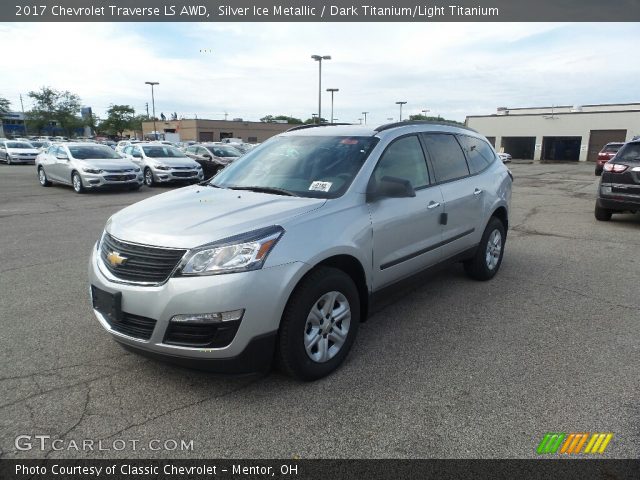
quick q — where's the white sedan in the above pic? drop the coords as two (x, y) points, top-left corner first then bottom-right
(0, 140), (40, 165)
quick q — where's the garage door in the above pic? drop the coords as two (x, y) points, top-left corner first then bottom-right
(587, 130), (626, 162)
(199, 132), (214, 142)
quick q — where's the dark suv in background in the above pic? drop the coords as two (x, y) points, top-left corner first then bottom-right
(595, 139), (640, 220)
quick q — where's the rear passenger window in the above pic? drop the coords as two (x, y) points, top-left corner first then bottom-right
(373, 135), (429, 189)
(422, 134), (470, 182)
(458, 135), (496, 174)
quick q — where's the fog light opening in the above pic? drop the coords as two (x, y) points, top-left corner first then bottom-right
(170, 309), (244, 324)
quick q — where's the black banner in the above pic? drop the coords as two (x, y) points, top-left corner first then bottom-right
(1, 459), (640, 480)
(4, 0), (640, 22)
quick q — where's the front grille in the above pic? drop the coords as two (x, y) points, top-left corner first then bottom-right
(107, 312), (156, 340)
(172, 171), (197, 178)
(100, 233), (187, 284)
(104, 169), (135, 173)
(164, 321), (241, 348)
(172, 166), (193, 170)
(104, 174), (136, 181)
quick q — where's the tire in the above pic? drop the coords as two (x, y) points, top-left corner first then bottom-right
(144, 168), (155, 187)
(594, 203), (612, 221)
(277, 267), (360, 381)
(595, 169), (602, 176)
(38, 167), (52, 187)
(464, 217), (506, 281)
(72, 172), (85, 194)
(6, 155), (12, 165)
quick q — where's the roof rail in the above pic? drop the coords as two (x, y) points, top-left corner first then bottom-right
(286, 123), (353, 132)
(374, 120), (477, 133)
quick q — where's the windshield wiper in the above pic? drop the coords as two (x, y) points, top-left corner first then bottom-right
(228, 185), (297, 197)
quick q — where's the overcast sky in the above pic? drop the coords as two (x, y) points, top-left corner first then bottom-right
(1, 22), (639, 124)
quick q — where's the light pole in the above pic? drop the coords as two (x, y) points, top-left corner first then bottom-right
(311, 113), (318, 124)
(326, 88), (339, 124)
(421, 109), (430, 118)
(396, 101), (407, 121)
(358, 118), (363, 125)
(145, 81), (159, 140)
(362, 111), (369, 125)
(311, 54), (331, 123)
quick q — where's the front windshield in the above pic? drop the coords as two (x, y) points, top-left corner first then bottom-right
(7, 142), (33, 149)
(142, 145), (186, 158)
(68, 145), (122, 160)
(212, 135), (379, 198)
(207, 145), (241, 157)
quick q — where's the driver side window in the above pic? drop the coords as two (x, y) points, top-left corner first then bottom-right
(372, 135), (430, 189)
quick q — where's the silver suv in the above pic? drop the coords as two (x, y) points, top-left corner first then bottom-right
(89, 122), (512, 380)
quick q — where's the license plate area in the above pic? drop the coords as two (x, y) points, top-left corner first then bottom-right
(91, 285), (122, 323)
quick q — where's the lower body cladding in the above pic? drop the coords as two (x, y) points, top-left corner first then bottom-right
(598, 185), (640, 212)
(88, 247), (304, 373)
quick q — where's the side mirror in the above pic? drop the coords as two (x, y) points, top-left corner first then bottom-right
(56, 154), (68, 161)
(367, 176), (416, 202)
(202, 154), (212, 160)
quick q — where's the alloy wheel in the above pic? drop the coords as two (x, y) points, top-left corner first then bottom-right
(304, 291), (351, 363)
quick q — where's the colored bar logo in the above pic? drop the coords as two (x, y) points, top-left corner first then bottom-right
(537, 433), (613, 454)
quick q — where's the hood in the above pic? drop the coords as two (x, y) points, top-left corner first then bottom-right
(77, 159), (139, 171)
(146, 156), (198, 168)
(8, 148), (39, 155)
(107, 185), (326, 248)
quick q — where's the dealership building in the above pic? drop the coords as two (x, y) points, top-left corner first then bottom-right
(140, 118), (293, 143)
(465, 103), (640, 162)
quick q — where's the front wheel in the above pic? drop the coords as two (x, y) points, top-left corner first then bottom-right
(277, 267), (360, 381)
(72, 172), (85, 194)
(6, 155), (12, 165)
(464, 217), (506, 281)
(38, 167), (52, 186)
(144, 168), (155, 187)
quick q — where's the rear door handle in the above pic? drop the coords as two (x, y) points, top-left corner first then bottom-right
(473, 188), (483, 196)
(427, 201), (441, 209)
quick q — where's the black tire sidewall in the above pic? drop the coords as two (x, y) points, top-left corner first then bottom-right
(144, 168), (154, 187)
(466, 217), (506, 281)
(278, 267), (360, 381)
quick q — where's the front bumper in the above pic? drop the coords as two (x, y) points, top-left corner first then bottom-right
(153, 168), (203, 183)
(10, 156), (37, 164)
(81, 172), (143, 188)
(88, 246), (305, 372)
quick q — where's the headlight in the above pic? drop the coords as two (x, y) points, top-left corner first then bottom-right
(134, 168), (141, 172)
(179, 226), (284, 276)
(154, 164), (171, 170)
(83, 168), (103, 174)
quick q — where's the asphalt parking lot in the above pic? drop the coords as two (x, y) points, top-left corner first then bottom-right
(0, 162), (638, 459)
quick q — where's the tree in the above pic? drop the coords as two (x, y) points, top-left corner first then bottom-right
(260, 114), (303, 124)
(0, 96), (10, 116)
(408, 114), (464, 125)
(303, 117), (328, 124)
(100, 105), (136, 138)
(28, 87), (82, 136)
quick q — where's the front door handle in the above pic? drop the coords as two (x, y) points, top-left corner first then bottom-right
(473, 188), (483, 196)
(427, 201), (441, 209)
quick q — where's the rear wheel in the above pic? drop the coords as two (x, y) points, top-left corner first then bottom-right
(144, 167), (155, 187)
(594, 203), (612, 221)
(277, 267), (360, 381)
(38, 167), (52, 187)
(464, 217), (506, 281)
(72, 172), (84, 194)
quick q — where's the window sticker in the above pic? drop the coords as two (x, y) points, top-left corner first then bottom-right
(309, 181), (333, 192)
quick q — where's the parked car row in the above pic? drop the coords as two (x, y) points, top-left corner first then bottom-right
(35, 143), (205, 193)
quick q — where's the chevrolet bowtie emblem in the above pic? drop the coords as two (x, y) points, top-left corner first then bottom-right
(107, 251), (128, 267)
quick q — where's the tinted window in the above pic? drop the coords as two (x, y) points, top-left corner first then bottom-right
(373, 135), (429, 189)
(423, 134), (470, 182)
(457, 135), (496, 174)
(603, 144), (622, 153)
(615, 143), (640, 162)
(142, 145), (186, 158)
(68, 145), (120, 160)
